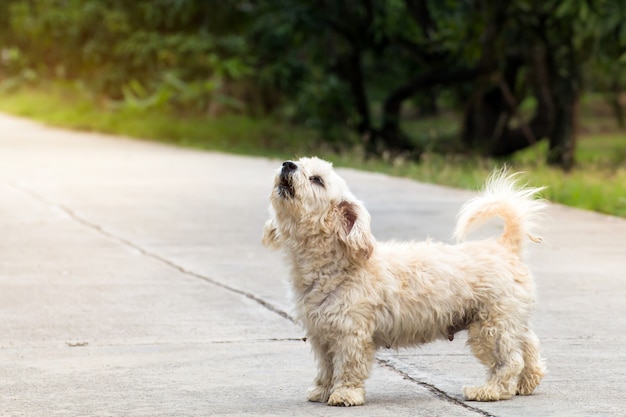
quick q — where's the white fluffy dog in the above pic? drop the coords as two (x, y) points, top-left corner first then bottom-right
(263, 157), (546, 406)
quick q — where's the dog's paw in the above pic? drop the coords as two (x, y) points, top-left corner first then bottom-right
(307, 385), (331, 403)
(463, 385), (513, 402)
(516, 369), (544, 396)
(327, 387), (365, 407)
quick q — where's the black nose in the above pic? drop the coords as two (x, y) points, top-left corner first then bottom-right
(282, 161), (297, 172)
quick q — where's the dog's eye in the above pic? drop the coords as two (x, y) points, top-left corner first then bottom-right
(309, 175), (324, 187)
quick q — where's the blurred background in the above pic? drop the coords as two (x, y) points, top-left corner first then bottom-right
(0, 0), (624, 216)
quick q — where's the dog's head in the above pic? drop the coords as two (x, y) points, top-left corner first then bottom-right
(262, 157), (374, 262)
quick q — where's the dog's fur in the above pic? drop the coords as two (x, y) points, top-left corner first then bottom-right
(263, 157), (546, 406)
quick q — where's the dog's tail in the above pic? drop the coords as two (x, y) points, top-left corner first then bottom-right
(453, 168), (546, 256)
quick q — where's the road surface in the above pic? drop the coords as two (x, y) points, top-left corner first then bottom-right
(0, 113), (624, 416)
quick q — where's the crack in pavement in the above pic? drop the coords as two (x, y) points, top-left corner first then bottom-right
(8, 180), (296, 325)
(9, 179), (494, 416)
(377, 357), (497, 417)
(209, 338), (307, 344)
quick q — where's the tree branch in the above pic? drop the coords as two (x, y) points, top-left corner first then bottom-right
(383, 65), (489, 118)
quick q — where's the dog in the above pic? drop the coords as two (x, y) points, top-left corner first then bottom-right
(262, 157), (546, 406)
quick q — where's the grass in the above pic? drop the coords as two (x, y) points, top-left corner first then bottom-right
(331, 149), (626, 217)
(0, 83), (625, 217)
(0, 84), (319, 158)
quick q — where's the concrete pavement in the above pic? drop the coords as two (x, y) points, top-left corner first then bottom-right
(0, 112), (624, 416)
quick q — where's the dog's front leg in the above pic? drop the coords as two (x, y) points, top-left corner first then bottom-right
(306, 336), (334, 403)
(327, 335), (375, 406)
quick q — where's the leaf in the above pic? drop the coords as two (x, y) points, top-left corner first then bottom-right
(555, 0), (575, 18)
(128, 79), (147, 98)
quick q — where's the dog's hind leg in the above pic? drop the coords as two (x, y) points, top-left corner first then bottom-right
(516, 328), (546, 395)
(463, 322), (524, 401)
(326, 336), (376, 406)
(307, 336), (334, 403)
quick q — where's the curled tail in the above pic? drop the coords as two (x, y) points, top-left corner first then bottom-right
(453, 169), (546, 256)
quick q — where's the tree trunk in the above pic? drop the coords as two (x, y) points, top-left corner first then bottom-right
(460, 38), (580, 170)
(344, 50), (372, 137)
(334, 47), (378, 149)
(543, 31), (580, 170)
(377, 66), (485, 158)
(460, 86), (506, 152)
(376, 84), (421, 157)
(547, 81), (578, 170)
(461, 58), (531, 155)
(609, 82), (625, 130)
(489, 47), (554, 156)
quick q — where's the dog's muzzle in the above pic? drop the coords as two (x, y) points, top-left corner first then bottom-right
(277, 160), (297, 198)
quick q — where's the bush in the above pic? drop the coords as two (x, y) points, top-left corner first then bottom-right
(0, 0), (253, 114)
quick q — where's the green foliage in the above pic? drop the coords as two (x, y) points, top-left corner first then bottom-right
(0, 0), (624, 162)
(0, 0), (253, 113)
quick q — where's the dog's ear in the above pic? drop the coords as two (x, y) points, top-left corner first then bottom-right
(262, 210), (282, 250)
(336, 200), (374, 261)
